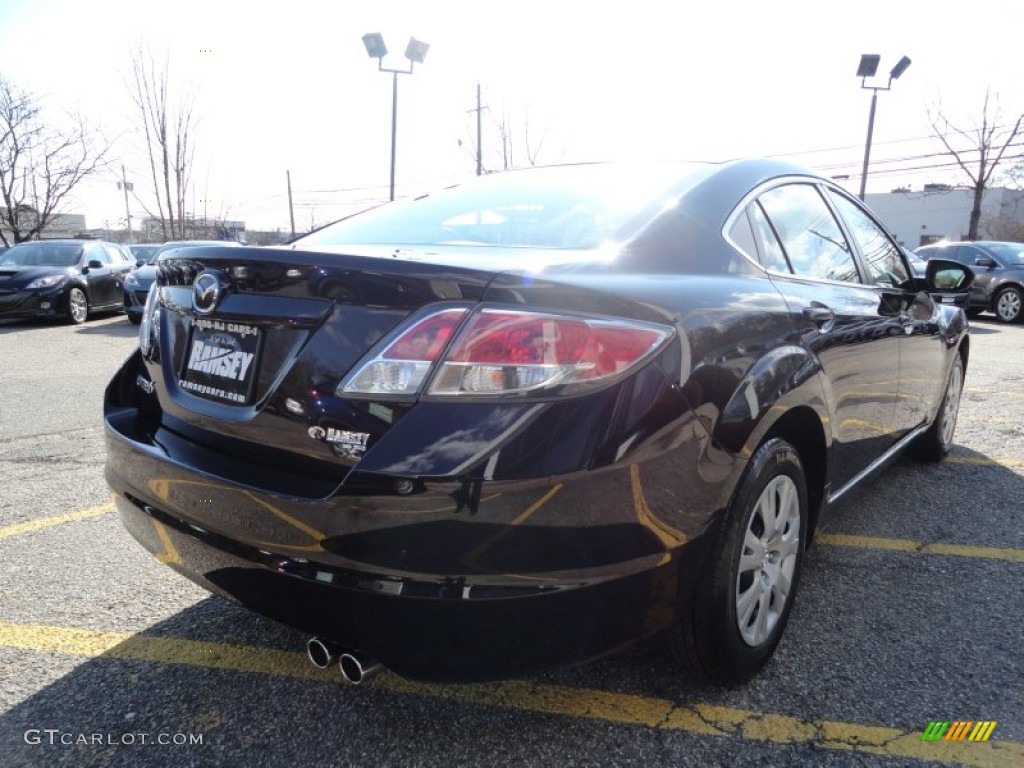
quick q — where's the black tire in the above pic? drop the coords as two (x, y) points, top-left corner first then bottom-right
(65, 287), (89, 324)
(909, 353), (964, 462)
(994, 286), (1023, 323)
(666, 438), (807, 684)
(128, 314), (142, 325)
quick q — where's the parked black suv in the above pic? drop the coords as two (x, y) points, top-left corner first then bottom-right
(915, 241), (1024, 322)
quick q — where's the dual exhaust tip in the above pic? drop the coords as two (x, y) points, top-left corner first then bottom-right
(306, 637), (382, 685)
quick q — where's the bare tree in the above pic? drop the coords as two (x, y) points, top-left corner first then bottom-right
(126, 45), (198, 241)
(0, 75), (109, 245)
(930, 90), (1024, 240)
(461, 88), (563, 174)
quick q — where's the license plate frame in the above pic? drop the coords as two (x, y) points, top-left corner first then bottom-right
(179, 318), (263, 404)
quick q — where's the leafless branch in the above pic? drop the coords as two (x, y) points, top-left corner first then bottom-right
(0, 75), (109, 245)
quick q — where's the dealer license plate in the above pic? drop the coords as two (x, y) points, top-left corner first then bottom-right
(179, 318), (263, 404)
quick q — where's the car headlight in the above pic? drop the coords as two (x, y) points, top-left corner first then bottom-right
(124, 272), (138, 289)
(25, 274), (67, 290)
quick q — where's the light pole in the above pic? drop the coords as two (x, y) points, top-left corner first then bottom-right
(116, 165), (134, 243)
(362, 33), (430, 202)
(857, 53), (911, 201)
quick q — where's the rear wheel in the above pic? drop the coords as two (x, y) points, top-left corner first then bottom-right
(667, 438), (807, 684)
(65, 287), (88, 324)
(994, 286), (1022, 323)
(910, 353), (964, 462)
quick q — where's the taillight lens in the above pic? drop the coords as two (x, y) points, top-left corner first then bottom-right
(429, 310), (670, 396)
(339, 308), (468, 395)
(339, 306), (672, 398)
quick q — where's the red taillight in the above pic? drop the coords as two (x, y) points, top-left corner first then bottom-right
(382, 311), (462, 361)
(340, 307), (671, 398)
(339, 308), (467, 395)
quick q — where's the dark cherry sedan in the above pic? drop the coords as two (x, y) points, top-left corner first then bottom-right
(104, 160), (972, 685)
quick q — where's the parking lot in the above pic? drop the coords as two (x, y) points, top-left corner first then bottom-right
(0, 313), (1021, 768)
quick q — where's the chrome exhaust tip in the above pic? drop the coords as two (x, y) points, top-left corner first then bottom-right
(338, 651), (382, 685)
(306, 637), (339, 669)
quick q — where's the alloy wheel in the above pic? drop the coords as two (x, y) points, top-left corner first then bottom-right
(69, 288), (88, 323)
(939, 357), (963, 450)
(735, 475), (801, 647)
(996, 288), (1021, 322)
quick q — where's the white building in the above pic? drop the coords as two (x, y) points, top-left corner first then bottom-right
(865, 186), (1024, 248)
(141, 217), (246, 242)
(1, 210), (86, 243)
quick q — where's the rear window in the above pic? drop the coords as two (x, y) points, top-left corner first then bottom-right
(296, 164), (711, 251)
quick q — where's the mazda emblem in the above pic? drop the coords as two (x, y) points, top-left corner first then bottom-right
(192, 272), (222, 315)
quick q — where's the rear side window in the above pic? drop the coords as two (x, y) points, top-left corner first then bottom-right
(748, 202), (790, 272)
(758, 184), (859, 282)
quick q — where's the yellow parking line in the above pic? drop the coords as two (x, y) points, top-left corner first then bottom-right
(945, 456), (1024, 468)
(0, 504), (115, 541)
(964, 388), (1024, 398)
(817, 534), (1024, 564)
(0, 620), (1019, 767)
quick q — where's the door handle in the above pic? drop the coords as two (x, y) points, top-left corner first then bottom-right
(802, 305), (835, 329)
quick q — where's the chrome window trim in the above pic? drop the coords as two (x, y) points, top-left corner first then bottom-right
(721, 175), (869, 289)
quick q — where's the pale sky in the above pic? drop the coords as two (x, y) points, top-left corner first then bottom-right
(1, 0), (1022, 234)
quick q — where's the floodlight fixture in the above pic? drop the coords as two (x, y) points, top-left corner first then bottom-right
(362, 33), (387, 59)
(405, 38), (430, 65)
(361, 33), (431, 202)
(856, 53), (912, 200)
(856, 54), (880, 78)
(890, 56), (912, 80)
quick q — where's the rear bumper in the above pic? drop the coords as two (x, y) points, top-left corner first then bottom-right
(104, 390), (718, 681)
(113, 487), (694, 681)
(123, 287), (148, 317)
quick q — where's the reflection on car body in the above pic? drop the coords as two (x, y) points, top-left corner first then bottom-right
(123, 240), (242, 324)
(104, 159), (973, 685)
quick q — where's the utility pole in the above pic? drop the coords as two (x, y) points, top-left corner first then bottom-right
(476, 83), (483, 176)
(287, 170), (296, 236)
(116, 165), (133, 243)
(467, 83), (487, 175)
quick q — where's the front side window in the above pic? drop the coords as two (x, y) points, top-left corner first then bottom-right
(86, 244), (110, 264)
(828, 191), (909, 286)
(957, 246), (990, 266)
(758, 184), (859, 282)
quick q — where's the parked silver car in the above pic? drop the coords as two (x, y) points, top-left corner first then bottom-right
(915, 241), (1024, 322)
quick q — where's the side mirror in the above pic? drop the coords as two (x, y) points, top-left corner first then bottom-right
(85, 259), (104, 270)
(974, 256), (996, 268)
(924, 258), (973, 301)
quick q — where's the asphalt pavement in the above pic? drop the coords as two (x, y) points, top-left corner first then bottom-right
(0, 311), (1021, 768)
